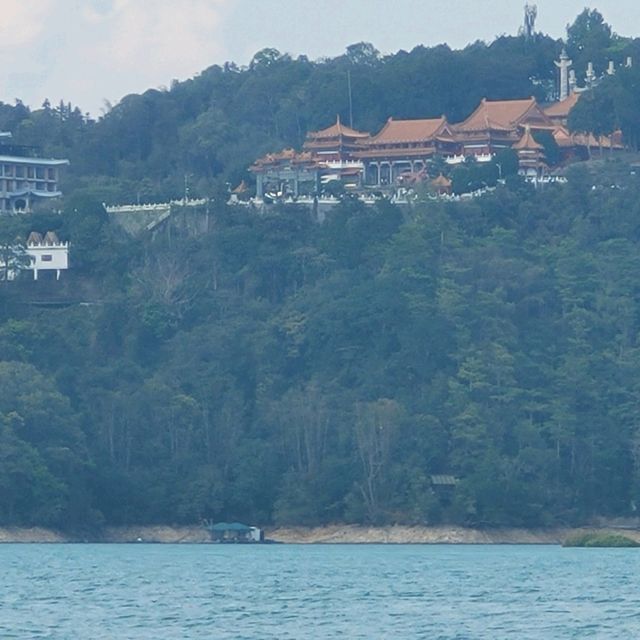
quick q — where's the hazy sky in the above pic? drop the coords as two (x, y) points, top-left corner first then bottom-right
(2, 0), (638, 116)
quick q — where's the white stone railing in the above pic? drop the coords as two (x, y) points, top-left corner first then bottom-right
(445, 153), (494, 165)
(323, 161), (365, 169)
(106, 198), (207, 213)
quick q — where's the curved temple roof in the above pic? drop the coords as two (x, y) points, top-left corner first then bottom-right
(544, 92), (580, 119)
(370, 116), (451, 144)
(455, 98), (552, 133)
(306, 115), (369, 141)
(513, 126), (544, 150)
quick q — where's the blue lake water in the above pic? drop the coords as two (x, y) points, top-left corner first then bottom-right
(1, 544), (639, 639)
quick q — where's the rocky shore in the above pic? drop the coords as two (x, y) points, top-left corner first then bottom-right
(3, 523), (640, 545)
(267, 525), (572, 545)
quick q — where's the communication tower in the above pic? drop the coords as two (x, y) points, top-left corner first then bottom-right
(521, 3), (537, 40)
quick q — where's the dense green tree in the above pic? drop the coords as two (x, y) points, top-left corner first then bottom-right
(566, 9), (613, 77)
(0, 216), (29, 282)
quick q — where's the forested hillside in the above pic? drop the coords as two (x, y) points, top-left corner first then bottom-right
(2, 159), (640, 529)
(2, 9), (640, 531)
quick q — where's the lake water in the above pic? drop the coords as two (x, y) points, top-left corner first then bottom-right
(1, 544), (639, 638)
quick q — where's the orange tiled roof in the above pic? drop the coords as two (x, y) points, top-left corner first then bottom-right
(513, 127), (544, 150)
(431, 174), (452, 188)
(232, 180), (249, 193)
(251, 148), (321, 170)
(572, 132), (624, 149)
(353, 146), (439, 160)
(553, 126), (625, 150)
(544, 92), (580, 118)
(369, 117), (450, 144)
(552, 126), (574, 148)
(456, 98), (552, 133)
(306, 115), (369, 140)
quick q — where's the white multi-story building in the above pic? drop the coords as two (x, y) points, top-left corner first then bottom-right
(0, 132), (69, 212)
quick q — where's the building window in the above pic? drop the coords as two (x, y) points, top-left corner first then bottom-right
(36, 167), (45, 179)
(41, 255), (53, 262)
(27, 167), (35, 178)
(48, 168), (56, 180)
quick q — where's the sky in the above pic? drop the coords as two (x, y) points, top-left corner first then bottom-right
(1, 0), (638, 117)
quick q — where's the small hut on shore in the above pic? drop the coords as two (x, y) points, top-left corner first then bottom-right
(206, 522), (263, 543)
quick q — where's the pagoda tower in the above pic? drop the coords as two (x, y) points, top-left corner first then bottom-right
(513, 126), (546, 179)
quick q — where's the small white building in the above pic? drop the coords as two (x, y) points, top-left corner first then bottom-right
(26, 231), (69, 280)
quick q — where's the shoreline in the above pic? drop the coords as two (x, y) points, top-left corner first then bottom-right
(2, 524), (640, 545)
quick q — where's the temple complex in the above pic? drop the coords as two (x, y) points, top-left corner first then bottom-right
(0, 132), (68, 212)
(250, 50), (629, 198)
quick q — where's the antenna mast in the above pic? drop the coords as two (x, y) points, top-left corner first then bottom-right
(347, 70), (354, 129)
(522, 3), (537, 40)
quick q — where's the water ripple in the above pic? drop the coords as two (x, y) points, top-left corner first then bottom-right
(1, 544), (640, 638)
